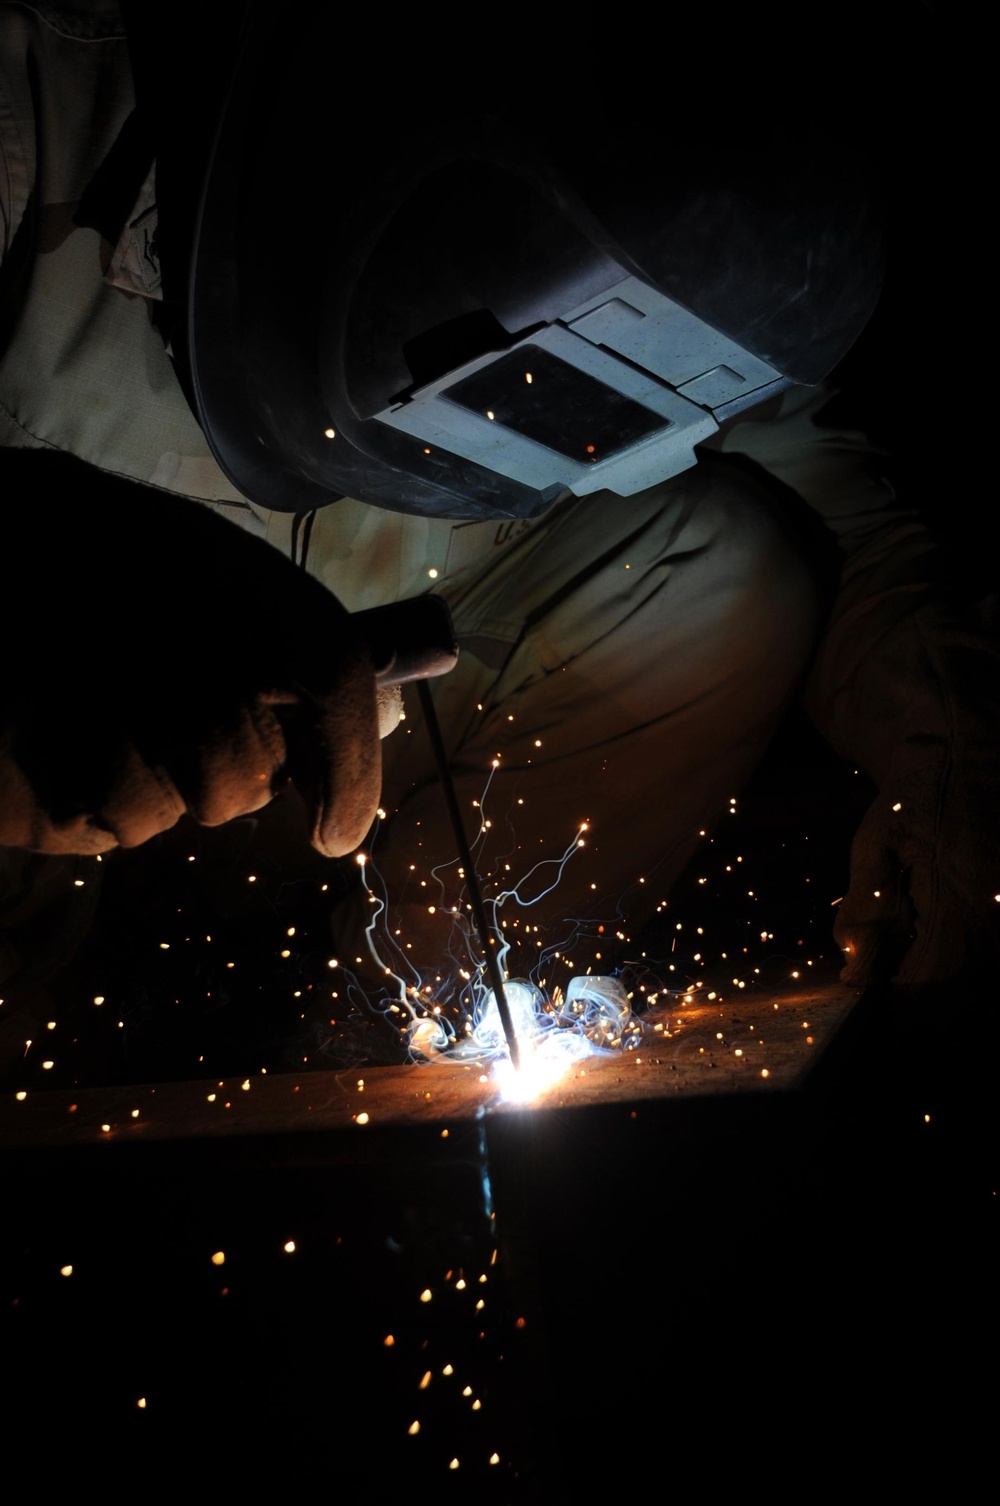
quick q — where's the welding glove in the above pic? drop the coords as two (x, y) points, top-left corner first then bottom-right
(0, 450), (392, 858)
(835, 742), (1000, 989)
(806, 582), (1000, 991)
(714, 381), (1000, 991)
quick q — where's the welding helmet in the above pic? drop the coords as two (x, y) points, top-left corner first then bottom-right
(184, 8), (886, 521)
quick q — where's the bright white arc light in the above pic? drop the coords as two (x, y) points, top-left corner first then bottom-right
(472, 980), (543, 1053)
(406, 974), (642, 1103)
(479, 979), (635, 1103)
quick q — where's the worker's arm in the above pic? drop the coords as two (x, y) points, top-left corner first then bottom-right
(710, 383), (1000, 989)
(0, 448), (387, 857)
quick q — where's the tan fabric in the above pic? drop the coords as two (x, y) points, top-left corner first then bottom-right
(364, 455), (825, 975)
(0, 2), (534, 579)
(0, 7), (243, 496)
(2, 2), (996, 991)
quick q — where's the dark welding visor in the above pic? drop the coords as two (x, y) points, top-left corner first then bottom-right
(186, 9), (885, 520)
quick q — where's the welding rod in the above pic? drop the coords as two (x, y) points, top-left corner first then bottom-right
(416, 678), (522, 1071)
(350, 594), (521, 1068)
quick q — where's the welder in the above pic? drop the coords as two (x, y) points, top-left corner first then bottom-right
(1, 1), (996, 1002)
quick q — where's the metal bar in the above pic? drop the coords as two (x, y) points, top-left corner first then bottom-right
(416, 679), (521, 1070)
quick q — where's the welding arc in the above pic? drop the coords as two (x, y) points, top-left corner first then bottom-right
(416, 680), (521, 1070)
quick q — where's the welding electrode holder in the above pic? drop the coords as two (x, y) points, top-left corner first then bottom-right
(353, 594), (459, 686)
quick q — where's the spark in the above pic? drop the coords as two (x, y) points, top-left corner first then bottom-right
(337, 755), (666, 1094)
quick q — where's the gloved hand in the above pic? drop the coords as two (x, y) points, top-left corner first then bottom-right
(0, 451), (388, 857)
(827, 587), (1000, 992)
(835, 752), (1000, 989)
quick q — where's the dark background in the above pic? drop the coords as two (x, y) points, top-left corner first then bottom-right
(1, 4), (994, 1497)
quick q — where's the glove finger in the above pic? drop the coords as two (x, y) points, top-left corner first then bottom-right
(176, 700), (288, 829)
(834, 817), (915, 986)
(376, 683), (403, 739)
(1, 731), (184, 854)
(94, 745), (188, 848)
(0, 751), (116, 855)
(278, 646), (383, 859)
